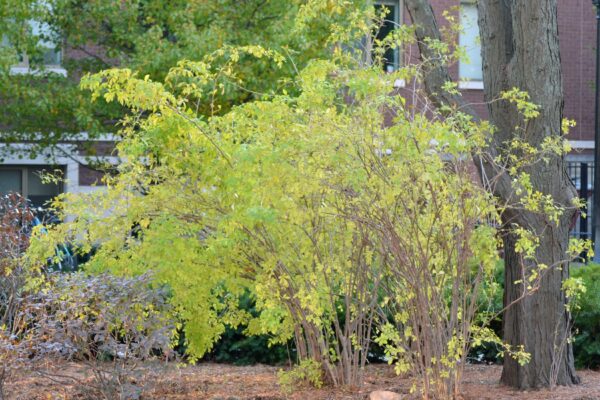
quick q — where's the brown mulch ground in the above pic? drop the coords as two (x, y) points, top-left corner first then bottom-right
(6, 361), (600, 399)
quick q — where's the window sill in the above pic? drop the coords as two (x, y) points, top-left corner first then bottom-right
(568, 140), (595, 150)
(10, 66), (67, 77)
(458, 80), (484, 90)
(393, 79), (405, 88)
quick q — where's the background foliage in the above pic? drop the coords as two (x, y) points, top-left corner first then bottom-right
(0, 0), (372, 157)
(566, 264), (600, 369)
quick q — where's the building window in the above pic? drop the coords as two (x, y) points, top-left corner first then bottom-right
(0, 166), (63, 210)
(374, 0), (401, 73)
(459, 1), (483, 84)
(27, 20), (62, 67)
(566, 157), (594, 242)
(1, 19), (64, 75)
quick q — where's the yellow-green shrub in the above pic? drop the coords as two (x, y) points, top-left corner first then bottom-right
(26, 22), (586, 396)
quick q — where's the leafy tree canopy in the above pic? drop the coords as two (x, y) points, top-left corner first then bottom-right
(0, 0), (371, 156)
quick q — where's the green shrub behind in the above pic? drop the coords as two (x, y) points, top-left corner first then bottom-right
(203, 294), (291, 366)
(468, 261), (600, 369)
(572, 263), (600, 369)
(469, 260), (504, 364)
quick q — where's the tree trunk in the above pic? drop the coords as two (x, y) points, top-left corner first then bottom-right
(477, 0), (579, 387)
(404, 0), (579, 389)
(501, 224), (579, 388)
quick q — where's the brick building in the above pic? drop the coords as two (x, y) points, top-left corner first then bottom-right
(0, 0), (597, 214)
(393, 0), (596, 152)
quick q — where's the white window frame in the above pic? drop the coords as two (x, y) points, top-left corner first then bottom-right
(458, 0), (483, 90)
(10, 64), (67, 76)
(569, 141), (595, 150)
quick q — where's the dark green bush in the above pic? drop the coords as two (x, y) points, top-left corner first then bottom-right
(468, 261), (600, 368)
(468, 260), (504, 364)
(202, 294), (291, 366)
(211, 258), (590, 368)
(206, 325), (291, 365)
(177, 292), (387, 366)
(571, 263), (600, 369)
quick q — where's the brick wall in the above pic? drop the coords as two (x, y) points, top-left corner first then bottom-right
(76, 140), (117, 157)
(78, 165), (106, 186)
(558, 0), (596, 142)
(402, 0), (597, 142)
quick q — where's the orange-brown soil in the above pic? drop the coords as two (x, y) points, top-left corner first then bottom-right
(6, 362), (600, 399)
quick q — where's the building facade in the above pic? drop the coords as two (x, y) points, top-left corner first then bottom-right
(0, 0), (597, 217)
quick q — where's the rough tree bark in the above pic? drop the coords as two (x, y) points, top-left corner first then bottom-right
(403, 0), (579, 389)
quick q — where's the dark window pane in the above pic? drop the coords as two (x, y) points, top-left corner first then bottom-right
(27, 168), (62, 219)
(374, 4), (397, 72)
(27, 168), (60, 196)
(30, 46), (61, 66)
(0, 170), (22, 194)
(42, 47), (61, 65)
